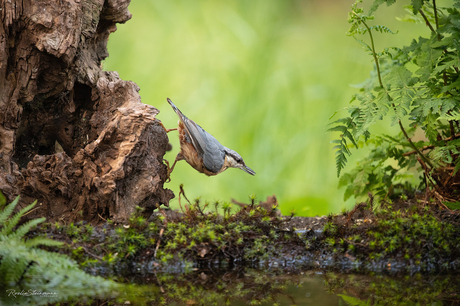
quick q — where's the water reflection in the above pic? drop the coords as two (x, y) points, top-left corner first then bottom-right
(2, 269), (459, 305)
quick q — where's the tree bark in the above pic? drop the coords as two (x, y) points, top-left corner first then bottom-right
(0, 0), (173, 223)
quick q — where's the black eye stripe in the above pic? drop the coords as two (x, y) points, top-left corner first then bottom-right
(228, 153), (239, 162)
(224, 148), (244, 163)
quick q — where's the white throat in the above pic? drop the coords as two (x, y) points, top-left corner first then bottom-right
(225, 155), (240, 168)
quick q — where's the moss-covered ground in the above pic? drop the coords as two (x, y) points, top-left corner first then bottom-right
(28, 196), (460, 276)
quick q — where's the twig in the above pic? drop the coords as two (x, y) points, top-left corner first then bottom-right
(98, 213), (107, 221)
(418, 9), (436, 33)
(449, 121), (456, 140)
(179, 184), (191, 205)
(158, 205), (168, 224)
(433, 0), (439, 30)
(154, 228), (164, 258)
(404, 133), (460, 156)
(417, 157), (443, 191)
(403, 145), (435, 156)
(433, 190), (450, 210)
(361, 20), (383, 88)
(424, 173), (430, 207)
(400, 120), (435, 169)
(194, 199), (206, 216)
(22, 206), (42, 217)
(81, 246), (103, 260)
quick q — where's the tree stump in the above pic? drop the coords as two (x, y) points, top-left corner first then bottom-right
(0, 0), (174, 223)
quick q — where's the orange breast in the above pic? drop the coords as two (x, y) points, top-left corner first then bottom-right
(178, 121), (220, 176)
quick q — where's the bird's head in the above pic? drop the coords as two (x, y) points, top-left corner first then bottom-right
(223, 148), (255, 176)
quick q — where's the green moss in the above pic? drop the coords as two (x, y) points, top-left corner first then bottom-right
(43, 200), (297, 270)
(307, 202), (460, 271)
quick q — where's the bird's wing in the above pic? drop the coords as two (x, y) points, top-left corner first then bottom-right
(182, 118), (207, 155)
(167, 98), (224, 173)
(168, 98), (206, 155)
(183, 121), (225, 173)
(202, 132), (225, 173)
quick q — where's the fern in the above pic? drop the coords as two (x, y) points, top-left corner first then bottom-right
(369, 24), (398, 34)
(330, 0), (460, 205)
(0, 196), (120, 303)
(353, 37), (373, 54)
(0, 200), (37, 238)
(24, 236), (64, 248)
(339, 132), (420, 205)
(438, 110), (460, 121)
(0, 191), (6, 208)
(0, 196), (19, 225)
(328, 117), (358, 176)
(428, 138), (460, 172)
(338, 294), (371, 306)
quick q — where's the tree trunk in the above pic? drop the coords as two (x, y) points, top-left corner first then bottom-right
(0, 0), (173, 223)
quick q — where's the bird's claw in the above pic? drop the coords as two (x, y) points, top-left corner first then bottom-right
(159, 121), (178, 133)
(163, 159), (172, 183)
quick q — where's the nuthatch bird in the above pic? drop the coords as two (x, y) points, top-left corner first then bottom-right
(164, 98), (255, 177)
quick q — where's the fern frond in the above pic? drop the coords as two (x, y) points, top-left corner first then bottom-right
(332, 139), (350, 177)
(0, 191), (6, 208)
(369, 0), (397, 14)
(396, 6), (426, 23)
(338, 294), (370, 306)
(328, 117), (359, 176)
(353, 37), (373, 54)
(418, 97), (458, 118)
(9, 217), (46, 240)
(412, 0), (431, 14)
(369, 25), (398, 34)
(0, 201), (37, 238)
(438, 109), (460, 121)
(428, 139), (460, 166)
(454, 158), (460, 175)
(24, 237), (64, 248)
(0, 240), (33, 285)
(355, 94), (391, 137)
(0, 196), (20, 226)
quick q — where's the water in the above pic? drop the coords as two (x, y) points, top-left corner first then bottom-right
(2, 268), (459, 305)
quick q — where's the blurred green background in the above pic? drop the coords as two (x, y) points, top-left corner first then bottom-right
(104, 0), (430, 216)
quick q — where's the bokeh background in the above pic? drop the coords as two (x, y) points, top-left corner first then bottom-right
(104, 0), (431, 216)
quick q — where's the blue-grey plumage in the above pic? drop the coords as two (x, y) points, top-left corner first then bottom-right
(166, 98), (255, 176)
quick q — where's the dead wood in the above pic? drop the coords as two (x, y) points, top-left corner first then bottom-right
(0, 0), (173, 223)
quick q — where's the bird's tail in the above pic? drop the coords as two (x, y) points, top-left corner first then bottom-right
(167, 98), (187, 122)
(167, 98), (179, 112)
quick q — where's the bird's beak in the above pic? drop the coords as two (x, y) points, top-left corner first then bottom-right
(241, 165), (256, 176)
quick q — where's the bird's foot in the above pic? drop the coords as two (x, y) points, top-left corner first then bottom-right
(159, 121), (178, 133)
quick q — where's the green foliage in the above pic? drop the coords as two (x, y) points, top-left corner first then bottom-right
(0, 197), (62, 286)
(338, 294), (370, 306)
(339, 133), (419, 204)
(443, 201), (460, 210)
(0, 196), (120, 304)
(330, 0), (460, 205)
